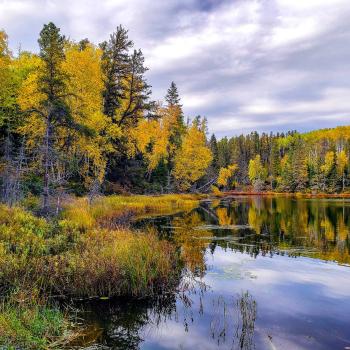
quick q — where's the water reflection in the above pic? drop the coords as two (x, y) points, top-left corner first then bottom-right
(76, 197), (350, 350)
(74, 288), (258, 350)
(139, 196), (350, 273)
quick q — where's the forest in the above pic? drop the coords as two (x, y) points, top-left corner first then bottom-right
(1, 23), (350, 214)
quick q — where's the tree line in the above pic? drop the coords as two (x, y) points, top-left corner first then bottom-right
(1, 23), (349, 213)
(210, 127), (350, 193)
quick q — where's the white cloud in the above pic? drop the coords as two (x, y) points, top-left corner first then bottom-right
(1, 0), (350, 136)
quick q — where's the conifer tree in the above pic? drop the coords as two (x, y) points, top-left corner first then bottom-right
(165, 81), (181, 107)
(37, 22), (71, 212)
(209, 134), (219, 170)
(100, 25), (133, 120)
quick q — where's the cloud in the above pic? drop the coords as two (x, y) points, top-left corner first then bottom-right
(1, 0), (350, 136)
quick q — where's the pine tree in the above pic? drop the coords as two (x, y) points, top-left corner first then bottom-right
(165, 81), (181, 107)
(209, 134), (219, 170)
(100, 25), (133, 120)
(118, 49), (154, 128)
(270, 138), (280, 189)
(37, 22), (71, 212)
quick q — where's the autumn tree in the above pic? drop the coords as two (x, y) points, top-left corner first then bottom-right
(336, 150), (348, 191)
(217, 164), (238, 190)
(173, 118), (212, 191)
(248, 155), (267, 191)
(62, 41), (117, 195)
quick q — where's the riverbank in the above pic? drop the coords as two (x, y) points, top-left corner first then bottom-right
(0, 194), (201, 349)
(218, 191), (350, 198)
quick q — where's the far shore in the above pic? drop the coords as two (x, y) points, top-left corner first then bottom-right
(217, 191), (350, 198)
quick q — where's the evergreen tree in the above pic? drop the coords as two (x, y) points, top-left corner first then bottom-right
(118, 49), (154, 128)
(270, 139), (280, 188)
(165, 81), (181, 107)
(37, 22), (71, 212)
(209, 134), (219, 170)
(100, 25), (133, 120)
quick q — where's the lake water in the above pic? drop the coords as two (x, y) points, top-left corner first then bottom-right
(78, 196), (350, 350)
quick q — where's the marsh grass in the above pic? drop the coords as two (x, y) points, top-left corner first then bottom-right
(0, 195), (189, 347)
(42, 228), (181, 298)
(62, 194), (201, 230)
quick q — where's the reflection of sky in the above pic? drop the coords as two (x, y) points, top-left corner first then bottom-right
(140, 247), (350, 350)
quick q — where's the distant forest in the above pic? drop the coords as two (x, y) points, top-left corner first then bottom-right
(0, 23), (349, 211)
(211, 126), (350, 193)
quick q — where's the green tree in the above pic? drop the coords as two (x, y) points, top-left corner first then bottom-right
(165, 81), (181, 107)
(100, 25), (133, 120)
(209, 134), (219, 170)
(38, 22), (72, 211)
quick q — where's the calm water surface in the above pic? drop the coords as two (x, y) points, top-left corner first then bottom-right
(77, 196), (350, 350)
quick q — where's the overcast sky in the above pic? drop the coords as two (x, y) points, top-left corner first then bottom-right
(1, 0), (350, 137)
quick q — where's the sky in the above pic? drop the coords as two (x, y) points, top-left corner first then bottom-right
(1, 0), (350, 137)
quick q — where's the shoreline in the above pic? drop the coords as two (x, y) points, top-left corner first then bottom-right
(218, 191), (350, 198)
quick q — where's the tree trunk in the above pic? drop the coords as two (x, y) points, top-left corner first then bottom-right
(43, 113), (51, 213)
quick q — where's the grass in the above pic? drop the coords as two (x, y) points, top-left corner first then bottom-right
(0, 287), (79, 350)
(43, 228), (180, 298)
(0, 302), (69, 349)
(62, 194), (201, 230)
(0, 194), (195, 348)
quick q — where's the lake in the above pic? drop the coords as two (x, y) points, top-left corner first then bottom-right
(77, 196), (350, 350)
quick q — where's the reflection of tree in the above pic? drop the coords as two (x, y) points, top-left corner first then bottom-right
(217, 207), (234, 226)
(76, 293), (177, 349)
(172, 211), (213, 276)
(223, 197), (350, 264)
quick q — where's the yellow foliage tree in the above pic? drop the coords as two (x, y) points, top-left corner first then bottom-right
(173, 119), (212, 191)
(248, 155), (267, 190)
(217, 164), (238, 189)
(336, 150), (348, 191)
(321, 151), (335, 175)
(127, 104), (184, 174)
(62, 42), (119, 186)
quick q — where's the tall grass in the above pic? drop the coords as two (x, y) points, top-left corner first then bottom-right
(43, 229), (180, 297)
(0, 203), (182, 298)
